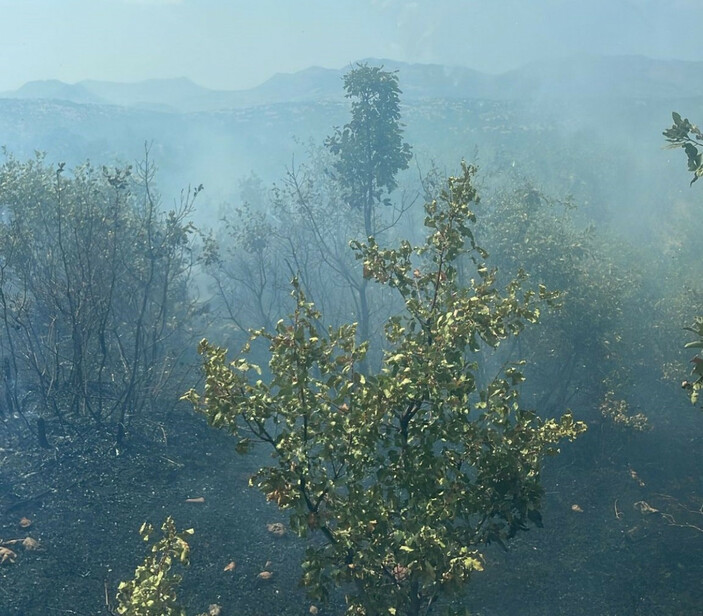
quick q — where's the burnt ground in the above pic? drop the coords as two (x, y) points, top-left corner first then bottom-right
(0, 409), (311, 616)
(0, 406), (701, 616)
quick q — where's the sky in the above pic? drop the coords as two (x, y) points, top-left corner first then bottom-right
(0, 0), (701, 92)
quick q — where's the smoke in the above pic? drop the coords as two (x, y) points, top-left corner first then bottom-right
(369, 0), (699, 73)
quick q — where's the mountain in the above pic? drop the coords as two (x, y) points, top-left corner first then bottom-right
(78, 77), (207, 111)
(3, 55), (703, 113)
(8, 79), (107, 105)
(497, 54), (703, 100)
(244, 65), (344, 104)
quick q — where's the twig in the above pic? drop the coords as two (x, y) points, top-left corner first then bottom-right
(661, 513), (703, 534)
(614, 499), (622, 520)
(4, 488), (56, 513)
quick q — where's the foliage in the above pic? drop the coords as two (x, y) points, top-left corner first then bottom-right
(186, 162), (586, 616)
(663, 112), (703, 185)
(474, 182), (648, 418)
(114, 517), (194, 616)
(663, 112), (703, 407)
(208, 65), (416, 358)
(682, 317), (703, 405)
(325, 63), (413, 237)
(599, 391), (649, 432)
(0, 150), (201, 435)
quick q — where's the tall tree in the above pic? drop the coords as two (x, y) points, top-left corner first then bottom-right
(326, 63), (412, 239)
(207, 67), (413, 356)
(325, 64), (412, 350)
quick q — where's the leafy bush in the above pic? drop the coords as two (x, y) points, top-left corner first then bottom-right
(186, 162), (585, 616)
(475, 182), (649, 417)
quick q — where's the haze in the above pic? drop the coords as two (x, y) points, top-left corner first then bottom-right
(1, 0), (701, 91)
(1, 2), (703, 615)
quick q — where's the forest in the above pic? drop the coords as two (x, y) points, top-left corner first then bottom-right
(0, 61), (702, 616)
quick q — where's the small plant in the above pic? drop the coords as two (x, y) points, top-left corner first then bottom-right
(114, 517), (193, 616)
(599, 391), (649, 432)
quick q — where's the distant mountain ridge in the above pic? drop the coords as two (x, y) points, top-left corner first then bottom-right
(2, 54), (703, 112)
(80, 77), (205, 111)
(12, 79), (108, 105)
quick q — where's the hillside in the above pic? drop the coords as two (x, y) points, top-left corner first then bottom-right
(3, 55), (703, 112)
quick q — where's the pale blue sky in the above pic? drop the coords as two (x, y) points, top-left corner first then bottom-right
(0, 0), (701, 91)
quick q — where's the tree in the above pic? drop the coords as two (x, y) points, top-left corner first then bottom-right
(326, 63), (413, 239)
(186, 162), (585, 616)
(474, 182), (652, 422)
(202, 155), (378, 356)
(324, 63), (413, 349)
(208, 67), (414, 359)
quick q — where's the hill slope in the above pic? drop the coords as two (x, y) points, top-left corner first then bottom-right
(3, 55), (703, 112)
